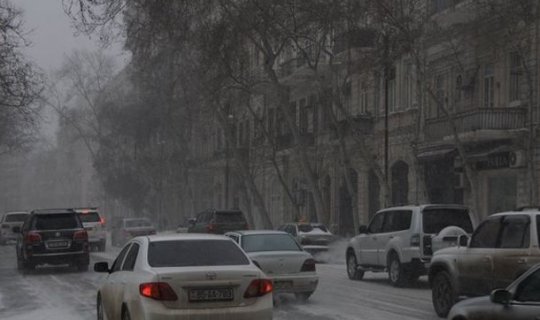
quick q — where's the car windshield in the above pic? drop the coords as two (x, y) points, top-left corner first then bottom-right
(4, 213), (28, 222)
(242, 234), (301, 252)
(215, 212), (245, 223)
(298, 224), (329, 233)
(148, 240), (250, 267)
(32, 214), (80, 230)
(125, 219), (152, 228)
(422, 208), (474, 234)
(78, 212), (100, 223)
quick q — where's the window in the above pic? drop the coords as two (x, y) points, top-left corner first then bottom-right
(32, 214), (80, 230)
(470, 218), (501, 248)
(242, 234), (301, 252)
(358, 81), (369, 114)
(515, 268), (540, 302)
(422, 208), (473, 234)
(111, 244), (132, 273)
(509, 52), (521, 102)
(434, 74), (446, 117)
(299, 98), (307, 133)
(122, 243), (140, 271)
(382, 211), (412, 233)
(484, 64), (494, 108)
(4, 213), (28, 222)
(148, 240), (250, 267)
(455, 75), (463, 104)
(499, 215), (530, 249)
(368, 212), (385, 233)
(387, 67), (397, 112)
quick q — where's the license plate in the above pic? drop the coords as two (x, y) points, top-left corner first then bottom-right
(188, 288), (233, 302)
(274, 281), (293, 290)
(47, 240), (69, 248)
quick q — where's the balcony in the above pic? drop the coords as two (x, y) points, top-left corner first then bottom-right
(424, 107), (527, 142)
(332, 114), (374, 138)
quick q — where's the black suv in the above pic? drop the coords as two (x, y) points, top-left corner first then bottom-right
(15, 209), (90, 272)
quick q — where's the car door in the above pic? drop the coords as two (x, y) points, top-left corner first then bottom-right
(377, 210), (412, 267)
(118, 242), (141, 313)
(458, 217), (501, 295)
(496, 267), (540, 320)
(101, 243), (132, 319)
(492, 215), (536, 289)
(355, 212), (385, 266)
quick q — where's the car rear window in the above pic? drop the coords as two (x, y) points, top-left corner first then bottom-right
(215, 212), (246, 223)
(422, 208), (473, 234)
(125, 219), (152, 228)
(242, 234), (301, 252)
(32, 214), (80, 230)
(4, 213), (28, 222)
(78, 212), (100, 223)
(148, 240), (249, 267)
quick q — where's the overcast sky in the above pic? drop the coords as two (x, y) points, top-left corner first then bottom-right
(16, 1), (127, 143)
(17, 0), (126, 73)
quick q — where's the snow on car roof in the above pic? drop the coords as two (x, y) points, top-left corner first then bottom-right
(227, 230), (288, 236)
(146, 233), (232, 242)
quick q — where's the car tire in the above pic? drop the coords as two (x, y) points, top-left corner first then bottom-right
(97, 294), (107, 320)
(121, 306), (131, 320)
(295, 291), (313, 303)
(432, 270), (457, 318)
(346, 252), (364, 280)
(388, 252), (407, 287)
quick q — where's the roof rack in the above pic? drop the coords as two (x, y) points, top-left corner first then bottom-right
(31, 208), (75, 214)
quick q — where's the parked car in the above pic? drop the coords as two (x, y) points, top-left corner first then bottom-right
(111, 217), (156, 247)
(0, 211), (28, 245)
(15, 208), (89, 272)
(448, 262), (540, 320)
(188, 209), (248, 234)
(346, 204), (474, 287)
(226, 230), (318, 301)
(278, 223), (335, 258)
(94, 234), (273, 320)
(74, 207), (106, 251)
(429, 208), (540, 317)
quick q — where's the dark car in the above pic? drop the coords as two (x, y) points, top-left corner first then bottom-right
(111, 217), (156, 247)
(188, 209), (248, 234)
(15, 209), (90, 272)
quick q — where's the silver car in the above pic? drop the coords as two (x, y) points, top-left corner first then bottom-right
(226, 230), (319, 301)
(0, 211), (28, 245)
(448, 263), (540, 320)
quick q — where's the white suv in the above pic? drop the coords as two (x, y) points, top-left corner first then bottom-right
(75, 208), (107, 251)
(346, 204), (474, 287)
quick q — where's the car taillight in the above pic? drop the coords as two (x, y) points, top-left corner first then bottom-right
(300, 258), (316, 272)
(73, 230), (88, 241)
(410, 233), (420, 247)
(25, 231), (41, 244)
(207, 223), (216, 233)
(100, 217), (106, 225)
(139, 282), (178, 301)
(244, 279), (273, 298)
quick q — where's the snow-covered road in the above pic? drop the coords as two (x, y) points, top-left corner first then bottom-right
(0, 244), (439, 320)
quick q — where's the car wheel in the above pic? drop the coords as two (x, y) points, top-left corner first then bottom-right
(97, 294), (107, 320)
(432, 270), (457, 318)
(121, 306), (131, 320)
(388, 252), (406, 287)
(295, 291), (313, 303)
(346, 252), (364, 280)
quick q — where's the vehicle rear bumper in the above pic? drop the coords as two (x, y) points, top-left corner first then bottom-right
(28, 251), (90, 266)
(272, 273), (319, 294)
(135, 294), (273, 320)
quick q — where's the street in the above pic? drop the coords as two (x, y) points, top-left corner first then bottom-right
(0, 244), (439, 320)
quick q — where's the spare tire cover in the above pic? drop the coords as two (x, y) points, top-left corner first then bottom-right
(431, 226), (468, 253)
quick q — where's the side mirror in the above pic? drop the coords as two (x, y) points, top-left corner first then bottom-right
(12, 226), (20, 233)
(458, 235), (469, 247)
(490, 289), (512, 305)
(358, 225), (368, 234)
(94, 262), (110, 273)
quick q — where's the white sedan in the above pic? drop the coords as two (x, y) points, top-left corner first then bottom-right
(225, 230), (318, 301)
(94, 234), (273, 320)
